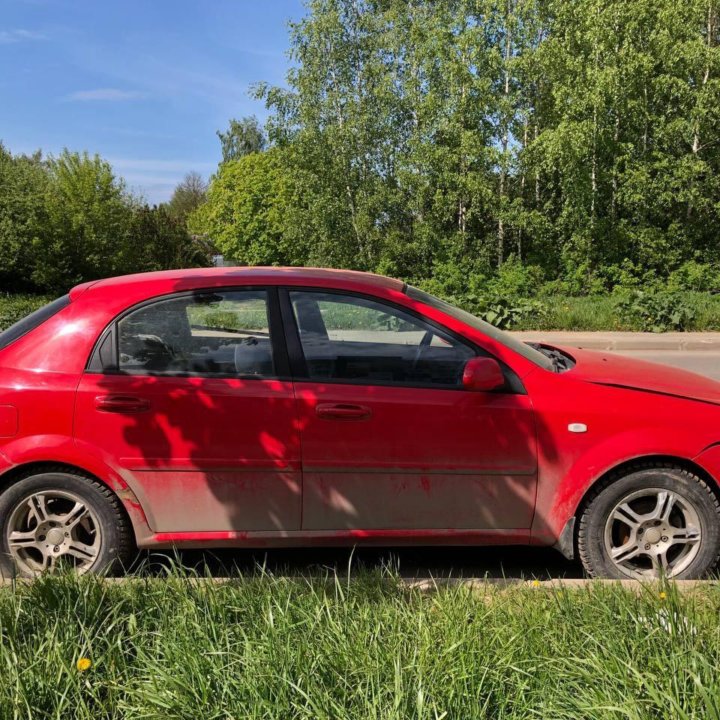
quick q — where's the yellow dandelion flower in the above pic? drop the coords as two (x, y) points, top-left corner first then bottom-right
(531, 580), (541, 588)
(76, 657), (92, 672)
(659, 591), (667, 601)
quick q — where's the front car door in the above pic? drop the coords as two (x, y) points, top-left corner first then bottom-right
(284, 289), (537, 531)
(74, 287), (301, 534)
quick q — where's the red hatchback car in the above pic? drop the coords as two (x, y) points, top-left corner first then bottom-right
(1, 267), (720, 579)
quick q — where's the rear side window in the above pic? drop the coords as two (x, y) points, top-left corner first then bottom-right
(117, 290), (274, 377)
(0, 295), (71, 351)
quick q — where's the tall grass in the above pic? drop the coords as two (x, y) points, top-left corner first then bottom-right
(1, 568), (719, 719)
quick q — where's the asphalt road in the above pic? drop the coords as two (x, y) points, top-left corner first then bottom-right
(154, 349), (719, 580)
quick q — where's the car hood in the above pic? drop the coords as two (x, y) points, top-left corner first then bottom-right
(560, 347), (720, 406)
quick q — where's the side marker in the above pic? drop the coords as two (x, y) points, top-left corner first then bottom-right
(568, 423), (588, 433)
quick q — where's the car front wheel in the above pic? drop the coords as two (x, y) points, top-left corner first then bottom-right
(0, 469), (134, 578)
(577, 463), (720, 579)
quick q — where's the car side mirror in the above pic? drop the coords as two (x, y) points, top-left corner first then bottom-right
(462, 357), (505, 392)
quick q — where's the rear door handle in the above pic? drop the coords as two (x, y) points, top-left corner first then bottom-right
(316, 403), (372, 421)
(94, 395), (150, 413)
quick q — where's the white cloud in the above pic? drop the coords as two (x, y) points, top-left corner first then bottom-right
(0, 29), (46, 44)
(64, 88), (147, 102)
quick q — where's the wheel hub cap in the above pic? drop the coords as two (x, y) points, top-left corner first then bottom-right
(45, 527), (65, 546)
(644, 527), (662, 544)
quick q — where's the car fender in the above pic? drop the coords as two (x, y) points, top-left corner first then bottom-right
(0, 434), (154, 544)
(692, 443), (720, 486)
(531, 425), (713, 546)
(0, 448), (12, 475)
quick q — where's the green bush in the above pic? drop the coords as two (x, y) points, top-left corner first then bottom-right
(615, 290), (697, 332)
(486, 256), (545, 298)
(598, 259), (660, 293)
(0, 293), (49, 332)
(667, 261), (720, 293)
(477, 296), (547, 330)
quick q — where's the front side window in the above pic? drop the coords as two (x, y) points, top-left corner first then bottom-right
(118, 290), (273, 377)
(405, 285), (555, 371)
(290, 291), (475, 386)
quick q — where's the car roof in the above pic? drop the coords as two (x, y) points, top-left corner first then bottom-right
(70, 266), (406, 301)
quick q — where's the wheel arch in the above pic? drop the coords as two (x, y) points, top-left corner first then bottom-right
(0, 460), (150, 546)
(555, 454), (720, 560)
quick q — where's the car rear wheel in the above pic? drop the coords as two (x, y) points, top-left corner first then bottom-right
(0, 469), (134, 578)
(577, 464), (720, 579)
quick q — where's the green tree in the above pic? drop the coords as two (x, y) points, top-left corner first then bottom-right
(0, 144), (49, 292)
(256, 0), (542, 277)
(189, 149), (305, 266)
(217, 116), (267, 163)
(118, 205), (210, 274)
(249, 0), (720, 290)
(33, 151), (133, 292)
(168, 171), (208, 224)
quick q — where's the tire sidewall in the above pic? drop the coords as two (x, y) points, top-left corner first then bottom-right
(0, 472), (122, 578)
(580, 467), (720, 580)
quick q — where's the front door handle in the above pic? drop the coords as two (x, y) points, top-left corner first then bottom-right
(316, 403), (372, 421)
(94, 395), (150, 413)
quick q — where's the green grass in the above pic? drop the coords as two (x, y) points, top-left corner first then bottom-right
(1, 568), (720, 718)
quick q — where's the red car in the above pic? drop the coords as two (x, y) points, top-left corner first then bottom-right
(1, 267), (719, 579)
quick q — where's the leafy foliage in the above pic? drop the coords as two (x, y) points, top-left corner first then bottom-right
(0, 147), (210, 294)
(32, 151), (133, 291)
(188, 149), (306, 266)
(0, 145), (50, 292)
(223, 0), (720, 293)
(479, 297), (547, 330)
(216, 116), (267, 162)
(167, 172), (208, 223)
(116, 205), (210, 275)
(5, 0), (720, 321)
(615, 290), (698, 332)
(0, 293), (51, 330)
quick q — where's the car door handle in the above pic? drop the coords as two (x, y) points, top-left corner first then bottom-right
(94, 395), (150, 413)
(316, 403), (372, 421)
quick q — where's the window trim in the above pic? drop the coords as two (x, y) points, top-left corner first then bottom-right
(279, 287), (525, 393)
(85, 286), (291, 380)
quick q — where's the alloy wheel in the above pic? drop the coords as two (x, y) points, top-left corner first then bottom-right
(603, 487), (701, 579)
(5, 490), (101, 575)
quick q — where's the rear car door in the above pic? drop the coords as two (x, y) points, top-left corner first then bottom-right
(284, 289), (537, 531)
(74, 287), (301, 534)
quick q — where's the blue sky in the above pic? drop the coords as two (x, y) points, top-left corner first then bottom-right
(0, 0), (304, 202)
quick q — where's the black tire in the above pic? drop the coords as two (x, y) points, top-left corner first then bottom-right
(578, 463), (720, 579)
(0, 469), (135, 578)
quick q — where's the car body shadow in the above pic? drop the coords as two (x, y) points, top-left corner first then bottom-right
(138, 544), (583, 581)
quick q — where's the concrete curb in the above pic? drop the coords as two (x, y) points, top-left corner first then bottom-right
(512, 331), (720, 352)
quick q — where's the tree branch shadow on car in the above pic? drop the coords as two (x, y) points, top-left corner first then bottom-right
(90, 274), (571, 581)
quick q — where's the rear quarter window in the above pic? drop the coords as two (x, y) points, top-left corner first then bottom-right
(0, 295), (71, 351)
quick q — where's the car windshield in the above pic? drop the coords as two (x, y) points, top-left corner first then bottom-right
(405, 285), (554, 371)
(0, 295), (71, 352)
